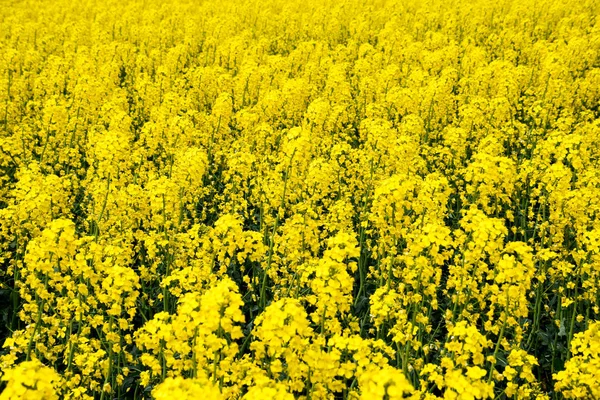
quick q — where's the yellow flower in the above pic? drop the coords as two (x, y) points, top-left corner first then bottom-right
(0, 360), (61, 400)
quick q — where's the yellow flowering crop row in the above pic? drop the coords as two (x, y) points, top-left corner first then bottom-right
(1, 0), (600, 398)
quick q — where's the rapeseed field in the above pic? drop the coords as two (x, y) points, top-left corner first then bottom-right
(1, 0), (600, 398)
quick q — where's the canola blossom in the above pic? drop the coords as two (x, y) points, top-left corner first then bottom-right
(1, 0), (600, 398)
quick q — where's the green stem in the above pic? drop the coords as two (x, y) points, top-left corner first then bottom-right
(488, 292), (509, 383)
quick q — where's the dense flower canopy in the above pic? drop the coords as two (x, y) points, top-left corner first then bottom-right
(1, 0), (600, 398)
